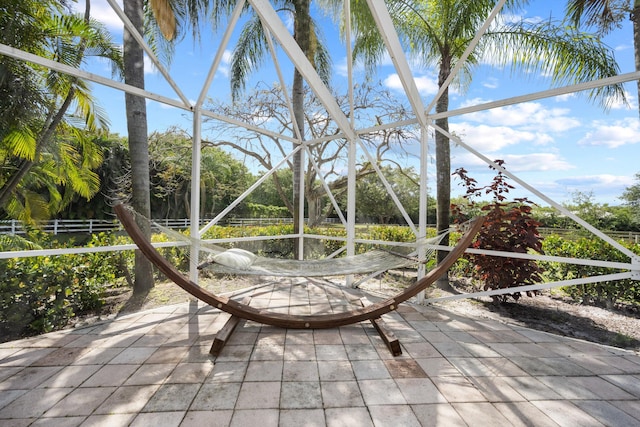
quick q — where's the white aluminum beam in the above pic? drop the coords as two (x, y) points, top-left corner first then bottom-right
(190, 108), (203, 282)
(425, 272), (634, 304)
(105, 0), (191, 106)
(248, 0), (358, 142)
(431, 121), (640, 261)
(431, 71), (640, 120)
(365, 0), (427, 127)
(196, 0), (246, 108)
(424, 0), (508, 114)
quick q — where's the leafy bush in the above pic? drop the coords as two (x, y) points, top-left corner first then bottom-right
(369, 224), (417, 243)
(452, 162), (545, 302)
(200, 223), (436, 260)
(151, 230), (189, 274)
(245, 202), (290, 218)
(202, 224), (297, 258)
(542, 234), (640, 308)
(0, 232), (129, 340)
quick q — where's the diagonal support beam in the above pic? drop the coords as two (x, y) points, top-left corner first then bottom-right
(364, 0), (426, 127)
(249, 0), (358, 141)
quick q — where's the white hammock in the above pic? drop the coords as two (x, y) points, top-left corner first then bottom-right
(138, 208), (448, 277)
(201, 248), (430, 277)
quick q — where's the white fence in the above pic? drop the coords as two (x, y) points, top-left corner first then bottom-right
(0, 219), (121, 235)
(1, 219), (638, 242)
(0, 218), (196, 235)
(0, 217), (350, 235)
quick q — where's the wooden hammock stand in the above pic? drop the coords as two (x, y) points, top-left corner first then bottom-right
(115, 204), (484, 357)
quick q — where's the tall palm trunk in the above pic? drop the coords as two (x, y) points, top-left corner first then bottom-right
(292, 68), (304, 258)
(124, 0), (154, 293)
(435, 54), (452, 290)
(291, 0), (311, 259)
(633, 1), (640, 116)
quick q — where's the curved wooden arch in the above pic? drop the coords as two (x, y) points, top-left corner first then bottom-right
(115, 204), (484, 329)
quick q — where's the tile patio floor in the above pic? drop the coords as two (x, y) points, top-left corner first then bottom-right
(0, 279), (639, 426)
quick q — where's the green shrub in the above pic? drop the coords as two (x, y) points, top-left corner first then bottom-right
(542, 234), (640, 308)
(0, 232), (129, 340)
(151, 231), (189, 274)
(245, 203), (290, 218)
(369, 225), (417, 243)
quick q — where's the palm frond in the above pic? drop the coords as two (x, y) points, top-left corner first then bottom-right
(4, 129), (37, 161)
(150, 0), (177, 40)
(309, 16), (332, 89)
(482, 19), (626, 109)
(6, 190), (50, 223)
(231, 14), (269, 101)
(83, 17), (124, 79)
(566, 0), (627, 35)
(0, 233), (42, 251)
(69, 83), (110, 132)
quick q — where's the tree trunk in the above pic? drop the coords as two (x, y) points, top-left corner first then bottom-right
(307, 192), (322, 227)
(633, 0), (640, 117)
(291, 0), (311, 259)
(200, 180), (207, 219)
(124, 0), (154, 294)
(435, 55), (452, 290)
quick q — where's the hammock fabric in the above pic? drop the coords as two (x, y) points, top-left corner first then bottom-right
(139, 206), (447, 277)
(115, 203), (484, 330)
(203, 249), (419, 277)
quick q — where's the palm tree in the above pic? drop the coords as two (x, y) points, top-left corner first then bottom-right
(148, 0), (331, 258)
(565, 0), (639, 115)
(0, 0), (123, 221)
(228, 0), (331, 257)
(125, 0), (223, 292)
(123, 0), (156, 294)
(351, 0), (625, 288)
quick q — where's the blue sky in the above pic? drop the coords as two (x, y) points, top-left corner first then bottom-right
(77, 0), (639, 207)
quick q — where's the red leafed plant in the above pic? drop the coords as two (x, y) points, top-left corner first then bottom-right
(451, 161), (544, 303)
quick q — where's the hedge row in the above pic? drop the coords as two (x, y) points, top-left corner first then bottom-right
(1, 227), (638, 340)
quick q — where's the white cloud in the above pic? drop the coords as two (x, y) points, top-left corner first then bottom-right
(450, 123), (550, 152)
(215, 50), (232, 78)
(553, 174), (634, 202)
(383, 73), (439, 97)
(144, 55), (158, 75)
(615, 43), (634, 53)
(482, 77), (499, 89)
(499, 153), (574, 172)
(452, 151), (573, 173)
(577, 117), (640, 148)
(458, 97), (491, 108)
(74, 0), (124, 32)
(555, 93), (577, 102)
(556, 174), (633, 187)
(461, 101), (581, 133)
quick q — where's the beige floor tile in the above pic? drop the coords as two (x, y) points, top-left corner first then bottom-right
(325, 407), (374, 427)
(94, 385), (159, 414)
(411, 403), (467, 426)
(235, 381), (281, 409)
(229, 409), (279, 427)
(532, 400), (605, 427)
(280, 381), (322, 409)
